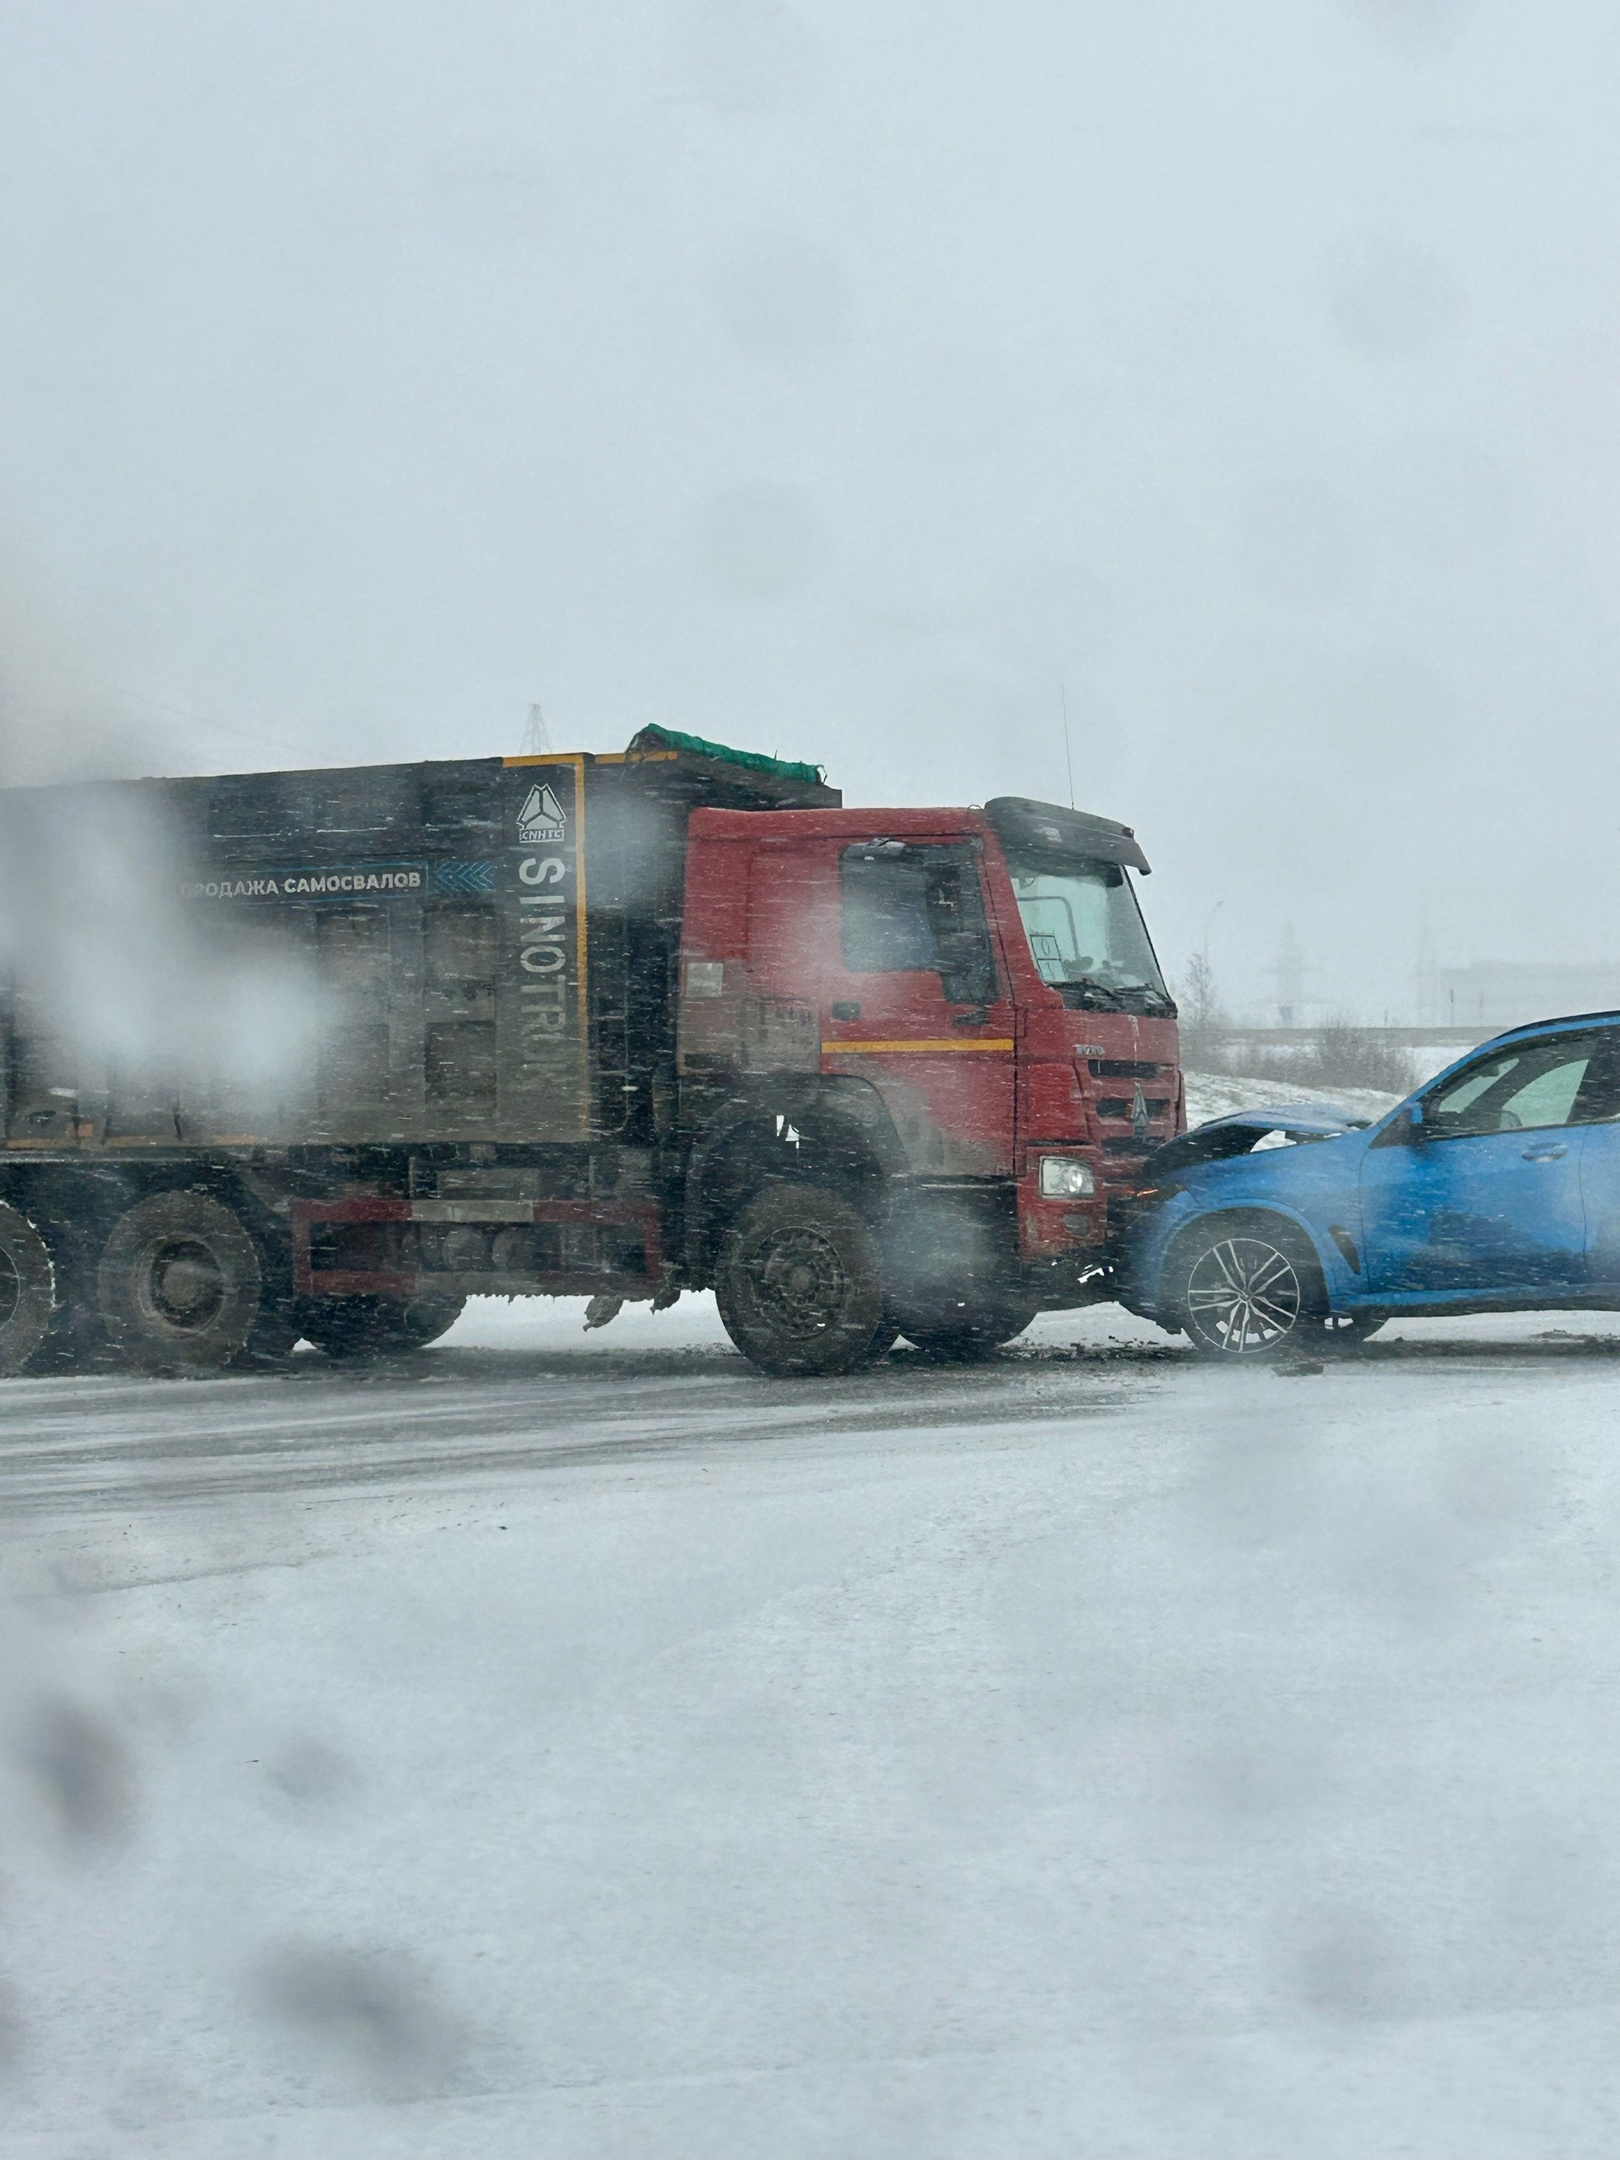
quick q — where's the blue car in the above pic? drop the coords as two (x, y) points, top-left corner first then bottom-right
(1120, 1012), (1620, 1357)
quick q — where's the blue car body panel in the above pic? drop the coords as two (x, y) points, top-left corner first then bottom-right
(1122, 1013), (1620, 1323)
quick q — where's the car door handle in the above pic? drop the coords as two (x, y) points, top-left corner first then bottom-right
(1521, 1142), (1568, 1160)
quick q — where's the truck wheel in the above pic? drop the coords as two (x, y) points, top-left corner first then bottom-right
(715, 1186), (886, 1377)
(0, 1202), (58, 1375)
(1170, 1216), (1322, 1360)
(97, 1191), (262, 1373)
(298, 1293), (466, 1358)
(900, 1303), (1037, 1362)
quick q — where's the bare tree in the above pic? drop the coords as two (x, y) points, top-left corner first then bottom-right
(1178, 950), (1229, 1069)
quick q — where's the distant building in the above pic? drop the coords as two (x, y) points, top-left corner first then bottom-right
(1430, 963), (1620, 1032)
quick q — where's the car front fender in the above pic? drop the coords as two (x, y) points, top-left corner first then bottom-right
(1124, 1154), (1370, 1318)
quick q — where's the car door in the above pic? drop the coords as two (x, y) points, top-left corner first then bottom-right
(1360, 1032), (1600, 1300)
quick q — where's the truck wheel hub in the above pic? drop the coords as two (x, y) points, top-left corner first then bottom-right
(143, 1238), (226, 1330)
(757, 1230), (845, 1336)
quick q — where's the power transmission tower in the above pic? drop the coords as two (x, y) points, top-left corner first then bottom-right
(521, 702), (552, 756)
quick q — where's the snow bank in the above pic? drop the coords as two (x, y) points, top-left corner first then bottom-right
(1184, 1068), (1403, 1130)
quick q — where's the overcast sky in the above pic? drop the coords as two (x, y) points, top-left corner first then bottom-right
(2, 0), (1617, 1018)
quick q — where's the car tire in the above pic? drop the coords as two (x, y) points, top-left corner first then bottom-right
(715, 1185), (886, 1377)
(97, 1190), (263, 1373)
(0, 1201), (58, 1375)
(298, 1293), (466, 1358)
(1169, 1215), (1325, 1361)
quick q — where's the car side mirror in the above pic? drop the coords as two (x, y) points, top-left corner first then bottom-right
(1405, 1102), (1426, 1143)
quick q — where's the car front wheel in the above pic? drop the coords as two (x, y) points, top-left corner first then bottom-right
(1171, 1219), (1322, 1360)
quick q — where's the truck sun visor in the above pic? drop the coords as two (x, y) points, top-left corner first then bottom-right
(983, 797), (1151, 874)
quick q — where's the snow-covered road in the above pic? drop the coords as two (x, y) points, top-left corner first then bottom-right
(7, 1294), (1620, 2157)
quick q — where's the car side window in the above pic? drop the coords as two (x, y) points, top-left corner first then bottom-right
(1424, 1034), (1607, 1138)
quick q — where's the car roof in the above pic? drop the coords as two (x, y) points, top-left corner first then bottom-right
(1480, 1010), (1620, 1050)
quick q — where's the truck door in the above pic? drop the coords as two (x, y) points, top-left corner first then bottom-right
(818, 840), (1015, 1175)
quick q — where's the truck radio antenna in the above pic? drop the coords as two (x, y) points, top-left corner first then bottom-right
(1059, 676), (1075, 809)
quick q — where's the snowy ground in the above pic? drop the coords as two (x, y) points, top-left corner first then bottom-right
(7, 1285), (1620, 2157)
(6, 1066), (1620, 2157)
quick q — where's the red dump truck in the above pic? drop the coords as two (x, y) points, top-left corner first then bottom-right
(0, 727), (1181, 1375)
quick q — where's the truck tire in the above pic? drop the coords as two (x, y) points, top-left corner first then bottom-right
(1168, 1214), (1324, 1361)
(0, 1202), (57, 1375)
(298, 1292), (466, 1358)
(900, 1303), (1037, 1362)
(714, 1185), (886, 1377)
(97, 1191), (262, 1373)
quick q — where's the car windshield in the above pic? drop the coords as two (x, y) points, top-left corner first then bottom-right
(1003, 846), (1172, 1012)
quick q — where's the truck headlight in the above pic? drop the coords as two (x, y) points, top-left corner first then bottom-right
(1039, 1156), (1096, 1199)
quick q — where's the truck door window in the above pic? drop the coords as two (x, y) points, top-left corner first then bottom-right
(839, 846), (998, 1006)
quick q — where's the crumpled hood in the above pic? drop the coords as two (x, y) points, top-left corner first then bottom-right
(1141, 1100), (1371, 1179)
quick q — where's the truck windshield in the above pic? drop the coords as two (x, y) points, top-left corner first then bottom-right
(1003, 848), (1173, 1013)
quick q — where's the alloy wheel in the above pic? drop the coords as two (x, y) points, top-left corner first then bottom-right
(1184, 1234), (1303, 1355)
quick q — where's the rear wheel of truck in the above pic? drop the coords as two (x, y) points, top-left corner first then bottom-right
(298, 1292), (466, 1359)
(899, 1303), (1037, 1362)
(715, 1185), (886, 1377)
(97, 1191), (262, 1374)
(0, 1202), (58, 1375)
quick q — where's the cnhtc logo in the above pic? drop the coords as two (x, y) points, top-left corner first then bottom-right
(517, 781), (567, 844)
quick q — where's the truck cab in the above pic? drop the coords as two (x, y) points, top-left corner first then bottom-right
(676, 792), (1181, 1370)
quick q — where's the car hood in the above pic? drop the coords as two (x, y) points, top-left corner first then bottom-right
(1141, 1101), (1371, 1180)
